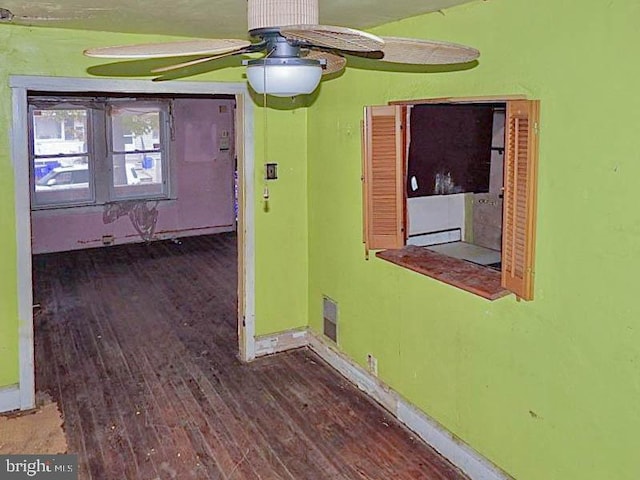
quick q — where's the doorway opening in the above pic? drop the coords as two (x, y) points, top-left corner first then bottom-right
(10, 76), (256, 412)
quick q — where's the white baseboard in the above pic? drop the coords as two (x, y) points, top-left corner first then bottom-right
(396, 401), (508, 480)
(254, 328), (309, 357)
(0, 384), (21, 413)
(254, 328), (512, 480)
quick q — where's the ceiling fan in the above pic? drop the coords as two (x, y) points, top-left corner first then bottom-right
(84, 0), (480, 97)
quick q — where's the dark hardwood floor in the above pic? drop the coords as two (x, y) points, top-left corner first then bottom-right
(33, 233), (466, 480)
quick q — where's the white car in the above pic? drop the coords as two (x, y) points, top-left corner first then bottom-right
(35, 165), (89, 191)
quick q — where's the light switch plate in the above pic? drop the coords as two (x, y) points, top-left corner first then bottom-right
(265, 163), (278, 180)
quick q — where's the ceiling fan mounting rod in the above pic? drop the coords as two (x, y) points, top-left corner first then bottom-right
(251, 28), (303, 58)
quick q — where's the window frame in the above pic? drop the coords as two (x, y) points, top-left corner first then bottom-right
(28, 102), (97, 209)
(106, 100), (172, 202)
(28, 96), (173, 210)
(362, 96), (540, 301)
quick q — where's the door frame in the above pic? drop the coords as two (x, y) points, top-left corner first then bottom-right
(9, 75), (257, 412)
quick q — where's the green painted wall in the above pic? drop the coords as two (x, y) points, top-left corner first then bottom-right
(307, 0), (640, 479)
(0, 25), (308, 386)
(3, 1), (639, 476)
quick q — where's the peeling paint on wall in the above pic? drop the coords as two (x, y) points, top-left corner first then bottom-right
(103, 200), (159, 242)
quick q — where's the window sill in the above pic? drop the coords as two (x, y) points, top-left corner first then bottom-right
(31, 197), (176, 215)
(376, 245), (510, 301)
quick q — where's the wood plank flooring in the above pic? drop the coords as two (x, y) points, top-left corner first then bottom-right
(33, 233), (467, 480)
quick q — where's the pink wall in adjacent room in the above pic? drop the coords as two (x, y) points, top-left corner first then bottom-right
(31, 97), (236, 254)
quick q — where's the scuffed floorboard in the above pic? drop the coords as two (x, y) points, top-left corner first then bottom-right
(34, 233), (467, 480)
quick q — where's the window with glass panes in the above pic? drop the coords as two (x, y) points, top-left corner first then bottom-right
(28, 97), (171, 209)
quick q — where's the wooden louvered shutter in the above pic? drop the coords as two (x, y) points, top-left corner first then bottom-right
(362, 105), (406, 250)
(502, 100), (540, 300)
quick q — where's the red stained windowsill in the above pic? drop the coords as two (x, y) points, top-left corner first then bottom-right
(376, 245), (510, 301)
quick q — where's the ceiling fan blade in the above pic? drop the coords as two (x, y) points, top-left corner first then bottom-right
(303, 50), (347, 75)
(84, 39), (251, 59)
(376, 37), (479, 65)
(151, 51), (247, 74)
(280, 25), (384, 53)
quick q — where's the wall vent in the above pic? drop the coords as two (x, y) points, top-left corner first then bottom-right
(323, 296), (338, 343)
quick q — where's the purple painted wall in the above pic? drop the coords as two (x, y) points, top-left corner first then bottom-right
(31, 98), (236, 254)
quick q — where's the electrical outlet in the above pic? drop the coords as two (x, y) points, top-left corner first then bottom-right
(102, 235), (114, 246)
(367, 354), (378, 377)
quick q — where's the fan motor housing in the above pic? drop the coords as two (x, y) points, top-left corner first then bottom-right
(250, 30), (302, 57)
(248, 0), (319, 31)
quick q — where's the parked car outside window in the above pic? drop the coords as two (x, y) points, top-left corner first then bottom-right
(35, 165), (89, 191)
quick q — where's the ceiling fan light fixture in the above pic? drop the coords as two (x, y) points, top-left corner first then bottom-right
(82, 0), (480, 98)
(245, 58), (323, 97)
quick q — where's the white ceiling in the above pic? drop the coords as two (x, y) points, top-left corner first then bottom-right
(1, 0), (475, 39)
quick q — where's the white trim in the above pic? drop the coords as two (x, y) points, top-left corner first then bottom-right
(0, 385), (21, 413)
(10, 76), (249, 96)
(254, 328), (309, 357)
(396, 402), (510, 480)
(308, 332), (512, 480)
(307, 332), (513, 480)
(12, 86), (36, 411)
(8, 75), (256, 409)
(308, 333), (396, 411)
(240, 92), (256, 361)
(252, 328), (512, 480)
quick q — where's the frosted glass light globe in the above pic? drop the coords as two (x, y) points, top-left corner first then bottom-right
(246, 58), (322, 97)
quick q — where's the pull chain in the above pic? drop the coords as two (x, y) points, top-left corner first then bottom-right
(262, 48), (272, 201)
